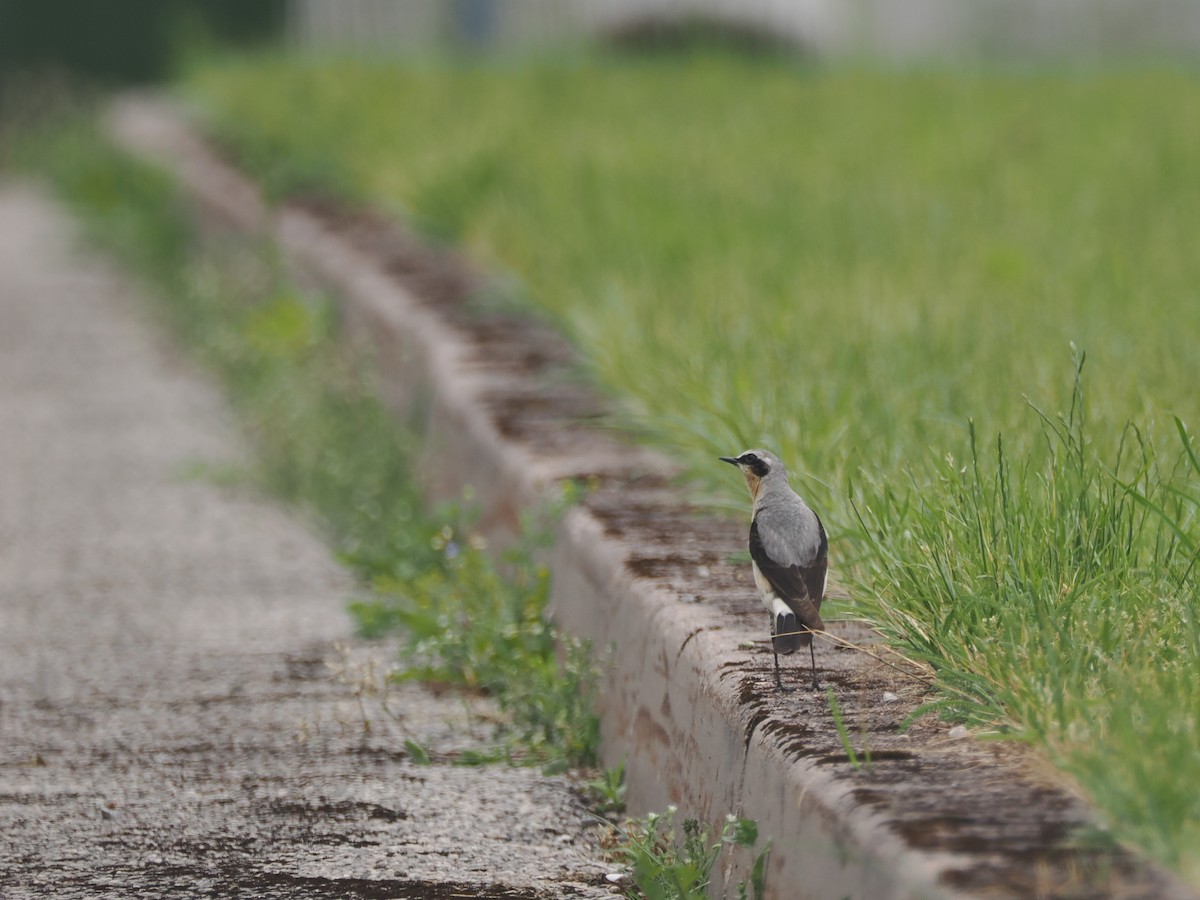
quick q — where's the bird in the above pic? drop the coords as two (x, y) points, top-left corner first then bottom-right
(720, 449), (828, 692)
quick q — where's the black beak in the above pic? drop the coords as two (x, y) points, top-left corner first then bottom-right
(719, 456), (739, 466)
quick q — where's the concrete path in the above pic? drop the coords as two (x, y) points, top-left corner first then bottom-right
(0, 181), (616, 899)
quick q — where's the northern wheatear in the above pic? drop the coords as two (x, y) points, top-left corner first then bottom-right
(720, 450), (828, 692)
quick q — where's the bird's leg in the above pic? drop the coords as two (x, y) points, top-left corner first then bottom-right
(808, 641), (821, 692)
(770, 617), (794, 693)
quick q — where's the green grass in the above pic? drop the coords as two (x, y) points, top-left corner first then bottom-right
(184, 55), (1200, 486)
(180, 52), (1200, 883)
(854, 352), (1200, 869)
(9, 110), (599, 771)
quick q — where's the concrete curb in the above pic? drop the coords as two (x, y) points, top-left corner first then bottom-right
(106, 95), (1196, 900)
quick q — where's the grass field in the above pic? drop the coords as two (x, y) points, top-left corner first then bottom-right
(182, 53), (1200, 881)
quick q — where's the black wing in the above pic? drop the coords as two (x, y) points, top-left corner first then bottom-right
(749, 518), (827, 633)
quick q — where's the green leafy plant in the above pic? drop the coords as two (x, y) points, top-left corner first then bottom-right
(584, 758), (628, 818)
(404, 738), (431, 766)
(352, 504), (600, 770)
(612, 807), (768, 900)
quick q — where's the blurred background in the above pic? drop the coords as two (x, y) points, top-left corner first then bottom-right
(3, 0), (1200, 83)
(283, 0), (1200, 60)
(0, 0), (283, 84)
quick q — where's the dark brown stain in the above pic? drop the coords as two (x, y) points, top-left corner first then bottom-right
(634, 706), (671, 752)
(263, 798), (408, 823)
(676, 626), (707, 661)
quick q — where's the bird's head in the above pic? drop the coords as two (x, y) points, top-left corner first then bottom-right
(719, 449), (784, 501)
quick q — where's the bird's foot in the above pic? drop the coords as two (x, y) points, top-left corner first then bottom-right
(809, 678), (822, 692)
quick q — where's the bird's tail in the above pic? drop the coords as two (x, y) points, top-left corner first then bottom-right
(773, 609), (803, 654)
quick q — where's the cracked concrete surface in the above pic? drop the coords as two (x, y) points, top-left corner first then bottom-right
(0, 181), (617, 899)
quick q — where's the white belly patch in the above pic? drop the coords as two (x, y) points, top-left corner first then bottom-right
(751, 561), (789, 618)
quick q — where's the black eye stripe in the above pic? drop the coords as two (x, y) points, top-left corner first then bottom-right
(740, 454), (770, 478)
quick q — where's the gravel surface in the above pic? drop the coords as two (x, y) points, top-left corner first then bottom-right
(0, 181), (618, 899)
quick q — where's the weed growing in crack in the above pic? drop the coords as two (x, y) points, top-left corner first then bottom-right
(605, 807), (768, 900)
(826, 688), (872, 772)
(583, 758), (627, 819)
(351, 499), (600, 770)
